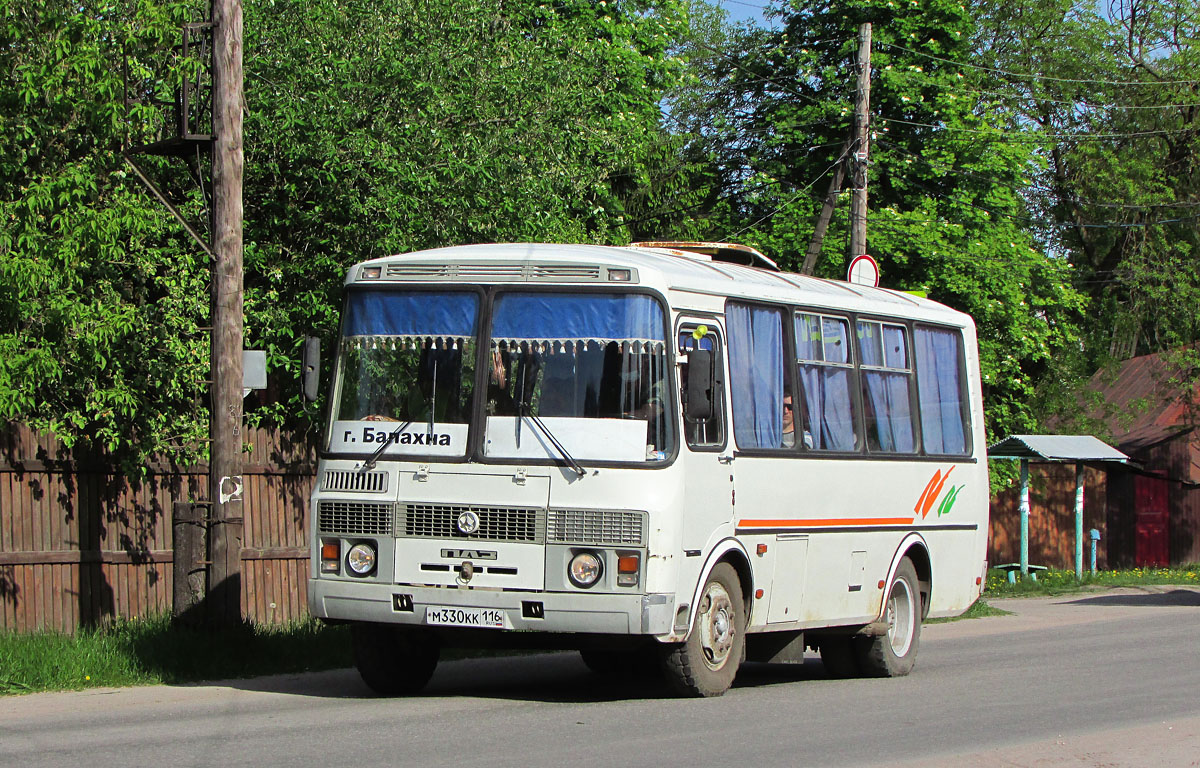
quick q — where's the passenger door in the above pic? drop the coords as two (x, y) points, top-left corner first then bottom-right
(676, 319), (734, 556)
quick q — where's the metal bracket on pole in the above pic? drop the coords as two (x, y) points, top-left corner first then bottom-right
(123, 156), (215, 262)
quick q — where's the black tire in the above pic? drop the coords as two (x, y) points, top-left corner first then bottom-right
(818, 636), (861, 678)
(855, 557), (922, 677)
(661, 563), (745, 697)
(351, 622), (440, 696)
(579, 647), (660, 679)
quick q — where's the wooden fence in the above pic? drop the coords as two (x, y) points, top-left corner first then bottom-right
(0, 424), (317, 634)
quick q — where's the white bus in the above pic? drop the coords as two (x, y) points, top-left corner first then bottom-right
(307, 242), (988, 697)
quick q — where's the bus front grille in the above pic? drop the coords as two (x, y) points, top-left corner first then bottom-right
(547, 509), (645, 546)
(397, 504), (544, 544)
(318, 501), (394, 535)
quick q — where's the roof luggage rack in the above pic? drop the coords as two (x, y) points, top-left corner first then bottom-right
(631, 241), (780, 272)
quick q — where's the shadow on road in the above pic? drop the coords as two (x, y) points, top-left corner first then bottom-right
(1063, 588), (1200, 608)
(217, 651), (833, 702)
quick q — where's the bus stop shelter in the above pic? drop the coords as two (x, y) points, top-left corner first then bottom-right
(988, 435), (1130, 579)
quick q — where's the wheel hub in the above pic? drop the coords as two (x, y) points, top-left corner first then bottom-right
(699, 583), (735, 669)
(886, 578), (915, 657)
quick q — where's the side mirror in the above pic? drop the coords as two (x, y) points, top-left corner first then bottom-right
(302, 336), (321, 402)
(686, 348), (714, 421)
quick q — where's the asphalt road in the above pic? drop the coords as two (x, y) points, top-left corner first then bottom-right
(3, 587), (1199, 768)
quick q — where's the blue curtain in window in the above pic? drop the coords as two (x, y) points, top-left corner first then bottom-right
(491, 293), (665, 344)
(798, 366), (857, 450)
(728, 303), (783, 449)
(915, 327), (967, 454)
(863, 371), (916, 452)
(345, 291), (478, 338)
(859, 322), (915, 453)
(794, 314), (856, 451)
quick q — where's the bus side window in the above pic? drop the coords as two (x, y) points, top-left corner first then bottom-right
(794, 312), (859, 451)
(678, 328), (725, 448)
(913, 325), (970, 455)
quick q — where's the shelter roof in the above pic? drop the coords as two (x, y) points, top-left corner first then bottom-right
(987, 434), (1129, 463)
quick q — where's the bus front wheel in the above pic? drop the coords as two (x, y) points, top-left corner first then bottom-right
(855, 557), (922, 677)
(351, 622), (440, 695)
(662, 563), (745, 697)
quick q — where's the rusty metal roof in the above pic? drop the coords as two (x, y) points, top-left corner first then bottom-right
(988, 434), (1130, 463)
(1084, 348), (1199, 451)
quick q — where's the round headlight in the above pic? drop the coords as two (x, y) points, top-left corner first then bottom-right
(346, 542), (377, 576)
(568, 551), (603, 588)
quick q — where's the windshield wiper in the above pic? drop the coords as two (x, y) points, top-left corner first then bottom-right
(427, 358), (437, 444)
(363, 419), (413, 470)
(523, 412), (586, 478)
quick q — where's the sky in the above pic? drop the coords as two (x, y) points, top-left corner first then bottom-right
(717, 0), (773, 26)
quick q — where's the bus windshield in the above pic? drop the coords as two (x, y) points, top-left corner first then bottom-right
(330, 290), (479, 457)
(484, 292), (671, 463)
(327, 288), (672, 463)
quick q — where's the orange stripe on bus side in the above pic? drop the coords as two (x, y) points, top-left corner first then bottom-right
(737, 517), (916, 529)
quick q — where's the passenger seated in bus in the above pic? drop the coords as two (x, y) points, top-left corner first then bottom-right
(782, 393), (795, 447)
(781, 393), (813, 449)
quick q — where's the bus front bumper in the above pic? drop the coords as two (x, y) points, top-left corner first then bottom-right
(309, 578), (675, 636)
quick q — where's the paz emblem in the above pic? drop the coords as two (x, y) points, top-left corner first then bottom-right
(456, 510), (480, 535)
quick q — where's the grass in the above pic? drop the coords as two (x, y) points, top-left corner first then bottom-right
(0, 614), (351, 695)
(983, 564), (1200, 597)
(928, 597), (1012, 623)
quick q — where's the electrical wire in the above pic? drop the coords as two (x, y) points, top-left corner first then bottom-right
(875, 116), (1182, 141)
(879, 42), (1200, 87)
(872, 138), (1200, 212)
(880, 69), (1200, 111)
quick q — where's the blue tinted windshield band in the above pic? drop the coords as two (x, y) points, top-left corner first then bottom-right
(491, 293), (665, 344)
(345, 291), (479, 338)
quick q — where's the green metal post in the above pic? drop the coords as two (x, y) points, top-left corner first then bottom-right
(1019, 459), (1030, 576)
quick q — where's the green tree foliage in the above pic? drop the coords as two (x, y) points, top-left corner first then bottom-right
(666, 0), (1085, 442)
(0, 0), (209, 471)
(0, 0), (689, 465)
(241, 0), (688, 423)
(10, 0), (1188, 470)
(974, 0), (1200, 417)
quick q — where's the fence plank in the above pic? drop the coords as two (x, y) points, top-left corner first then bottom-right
(1, 474), (12, 552)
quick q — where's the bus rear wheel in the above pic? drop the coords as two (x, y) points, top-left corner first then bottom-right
(661, 563), (744, 697)
(351, 622), (440, 695)
(855, 557), (921, 677)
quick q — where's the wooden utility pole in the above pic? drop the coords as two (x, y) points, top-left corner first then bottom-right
(208, 0), (245, 625)
(847, 22), (872, 262)
(803, 25), (872, 275)
(801, 141), (848, 275)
